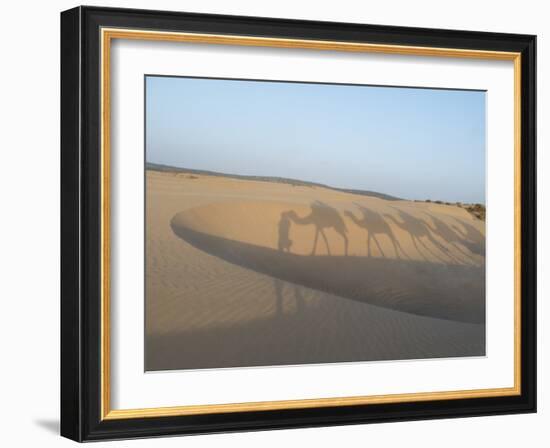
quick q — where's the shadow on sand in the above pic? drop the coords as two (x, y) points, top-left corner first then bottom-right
(345, 203), (407, 259)
(283, 200), (349, 255)
(170, 214), (485, 325)
(146, 302), (485, 371)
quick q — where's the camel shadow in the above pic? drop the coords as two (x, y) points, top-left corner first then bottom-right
(283, 201), (348, 256)
(423, 213), (483, 264)
(344, 203), (407, 259)
(384, 208), (454, 263)
(451, 217), (486, 256)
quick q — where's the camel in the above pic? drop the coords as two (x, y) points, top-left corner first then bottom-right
(286, 201), (348, 256)
(344, 204), (406, 259)
(384, 209), (451, 262)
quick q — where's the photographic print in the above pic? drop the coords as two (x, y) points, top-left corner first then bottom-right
(145, 76), (487, 371)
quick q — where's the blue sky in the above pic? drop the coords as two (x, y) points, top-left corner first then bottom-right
(146, 76), (486, 203)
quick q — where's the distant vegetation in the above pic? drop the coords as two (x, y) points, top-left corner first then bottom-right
(146, 162), (402, 201)
(460, 203), (486, 221)
(415, 199), (486, 221)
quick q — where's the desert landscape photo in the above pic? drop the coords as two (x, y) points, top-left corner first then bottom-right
(145, 76), (486, 371)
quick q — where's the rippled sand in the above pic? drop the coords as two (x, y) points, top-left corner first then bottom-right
(145, 169), (485, 371)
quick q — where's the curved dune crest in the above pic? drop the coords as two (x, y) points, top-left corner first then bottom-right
(170, 199), (485, 324)
(170, 199), (484, 263)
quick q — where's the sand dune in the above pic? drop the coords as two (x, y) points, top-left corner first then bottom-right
(145, 169), (486, 371)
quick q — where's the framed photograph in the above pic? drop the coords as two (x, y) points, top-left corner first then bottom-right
(60, 6), (536, 441)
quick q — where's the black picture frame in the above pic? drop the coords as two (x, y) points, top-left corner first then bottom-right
(61, 5), (536, 442)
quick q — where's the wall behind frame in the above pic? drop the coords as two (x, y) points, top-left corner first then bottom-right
(0, 0), (545, 447)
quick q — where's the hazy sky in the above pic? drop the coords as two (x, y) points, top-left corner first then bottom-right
(146, 76), (486, 203)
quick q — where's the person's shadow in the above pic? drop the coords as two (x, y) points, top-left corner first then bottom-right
(278, 212), (293, 252)
(273, 211), (309, 316)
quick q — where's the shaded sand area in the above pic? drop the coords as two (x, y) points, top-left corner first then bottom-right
(146, 169), (486, 371)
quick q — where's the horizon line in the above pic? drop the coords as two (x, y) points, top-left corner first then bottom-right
(145, 161), (486, 206)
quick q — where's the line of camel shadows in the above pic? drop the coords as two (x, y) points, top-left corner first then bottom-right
(278, 200), (484, 262)
(170, 201), (486, 324)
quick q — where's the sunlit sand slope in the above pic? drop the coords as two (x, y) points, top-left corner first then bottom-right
(146, 170), (486, 371)
(171, 199), (484, 262)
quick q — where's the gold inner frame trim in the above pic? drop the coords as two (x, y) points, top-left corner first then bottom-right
(100, 27), (522, 421)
